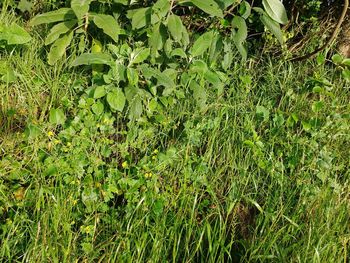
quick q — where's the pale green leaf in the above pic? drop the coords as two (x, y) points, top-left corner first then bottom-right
(129, 48), (150, 66)
(128, 96), (143, 120)
(260, 14), (284, 45)
(127, 7), (151, 29)
(93, 14), (121, 42)
(45, 20), (76, 45)
(167, 14), (184, 43)
(190, 31), (214, 57)
(94, 86), (106, 99)
(1, 23), (31, 45)
(30, 8), (76, 26)
(190, 0), (223, 18)
(49, 108), (66, 125)
(262, 0), (288, 25)
(48, 30), (73, 65)
(71, 0), (92, 20)
(71, 53), (113, 66)
(107, 88), (126, 112)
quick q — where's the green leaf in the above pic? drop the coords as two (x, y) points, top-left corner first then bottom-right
(0, 23), (31, 45)
(127, 7), (151, 29)
(262, 0), (288, 25)
(129, 48), (150, 66)
(48, 30), (73, 65)
(71, 53), (113, 66)
(30, 8), (76, 26)
(231, 16), (248, 60)
(49, 108), (66, 125)
(93, 14), (121, 43)
(260, 14), (284, 45)
(190, 80), (207, 110)
(71, 0), (92, 20)
(190, 0), (224, 18)
(91, 101), (104, 115)
(24, 124), (41, 139)
(107, 88), (126, 112)
(190, 31), (214, 57)
(45, 20), (76, 45)
(167, 14), (188, 44)
(18, 0), (33, 12)
(129, 96), (143, 120)
(151, 0), (170, 24)
(94, 86), (106, 99)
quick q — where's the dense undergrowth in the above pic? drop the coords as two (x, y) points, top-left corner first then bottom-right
(1, 1), (350, 262)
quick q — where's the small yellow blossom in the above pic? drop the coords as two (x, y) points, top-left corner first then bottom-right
(122, 161), (128, 168)
(145, 172), (152, 179)
(153, 149), (159, 154)
(47, 131), (54, 137)
(54, 140), (61, 145)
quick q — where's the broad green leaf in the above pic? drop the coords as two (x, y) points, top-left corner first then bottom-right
(24, 124), (41, 139)
(262, 0), (288, 25)
(94, 86), (106, 99)
(107, 88), (126, 112)
(18, 0), (33, 12)
(167, 14), (185, 43)
(190, 0), (223, 18)
(93, 14), (121, 42)
(232, 16), (247, 44)
(171, 48), (187, 58)
(190, 80), (207, 110)
(239, 1), (251, 19)
(1, 23), (31, 45)
(48, 30), (73, 65)
(128, 96), (143, 120)
(149, 22), (166, 58)
(260, 14), (284, 45)
(49, 108), (66, 125)
(91, 101), (104, 115)
(71, 0), (92, 20)
(151, 0), (170, 24)
(129, 48), (150, 66)
(30, 8), (76, 26)
(190, 31), (214, 57)
(231, 16), (248, 60)
(127, 7), (151, 29)
(45, 20), (76, 45)
(71, 53), (113, 66)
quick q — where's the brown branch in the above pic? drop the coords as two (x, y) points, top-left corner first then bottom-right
(289, 0), (349, 62)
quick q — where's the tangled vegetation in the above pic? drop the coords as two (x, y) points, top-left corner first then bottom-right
(0, 0), (349, 262)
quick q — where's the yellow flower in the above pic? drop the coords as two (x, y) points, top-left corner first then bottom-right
(47, 131), (54, 137)
(153, 149), (159, 154)
(54, 140), (61, 145)
(145, 172), (152, 179)
(122, 161), (128, 168)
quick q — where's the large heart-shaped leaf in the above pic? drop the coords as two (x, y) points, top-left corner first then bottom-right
(49, 108), (66, 125)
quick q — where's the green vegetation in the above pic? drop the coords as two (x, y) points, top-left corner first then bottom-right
(1, 0), (349, 262)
